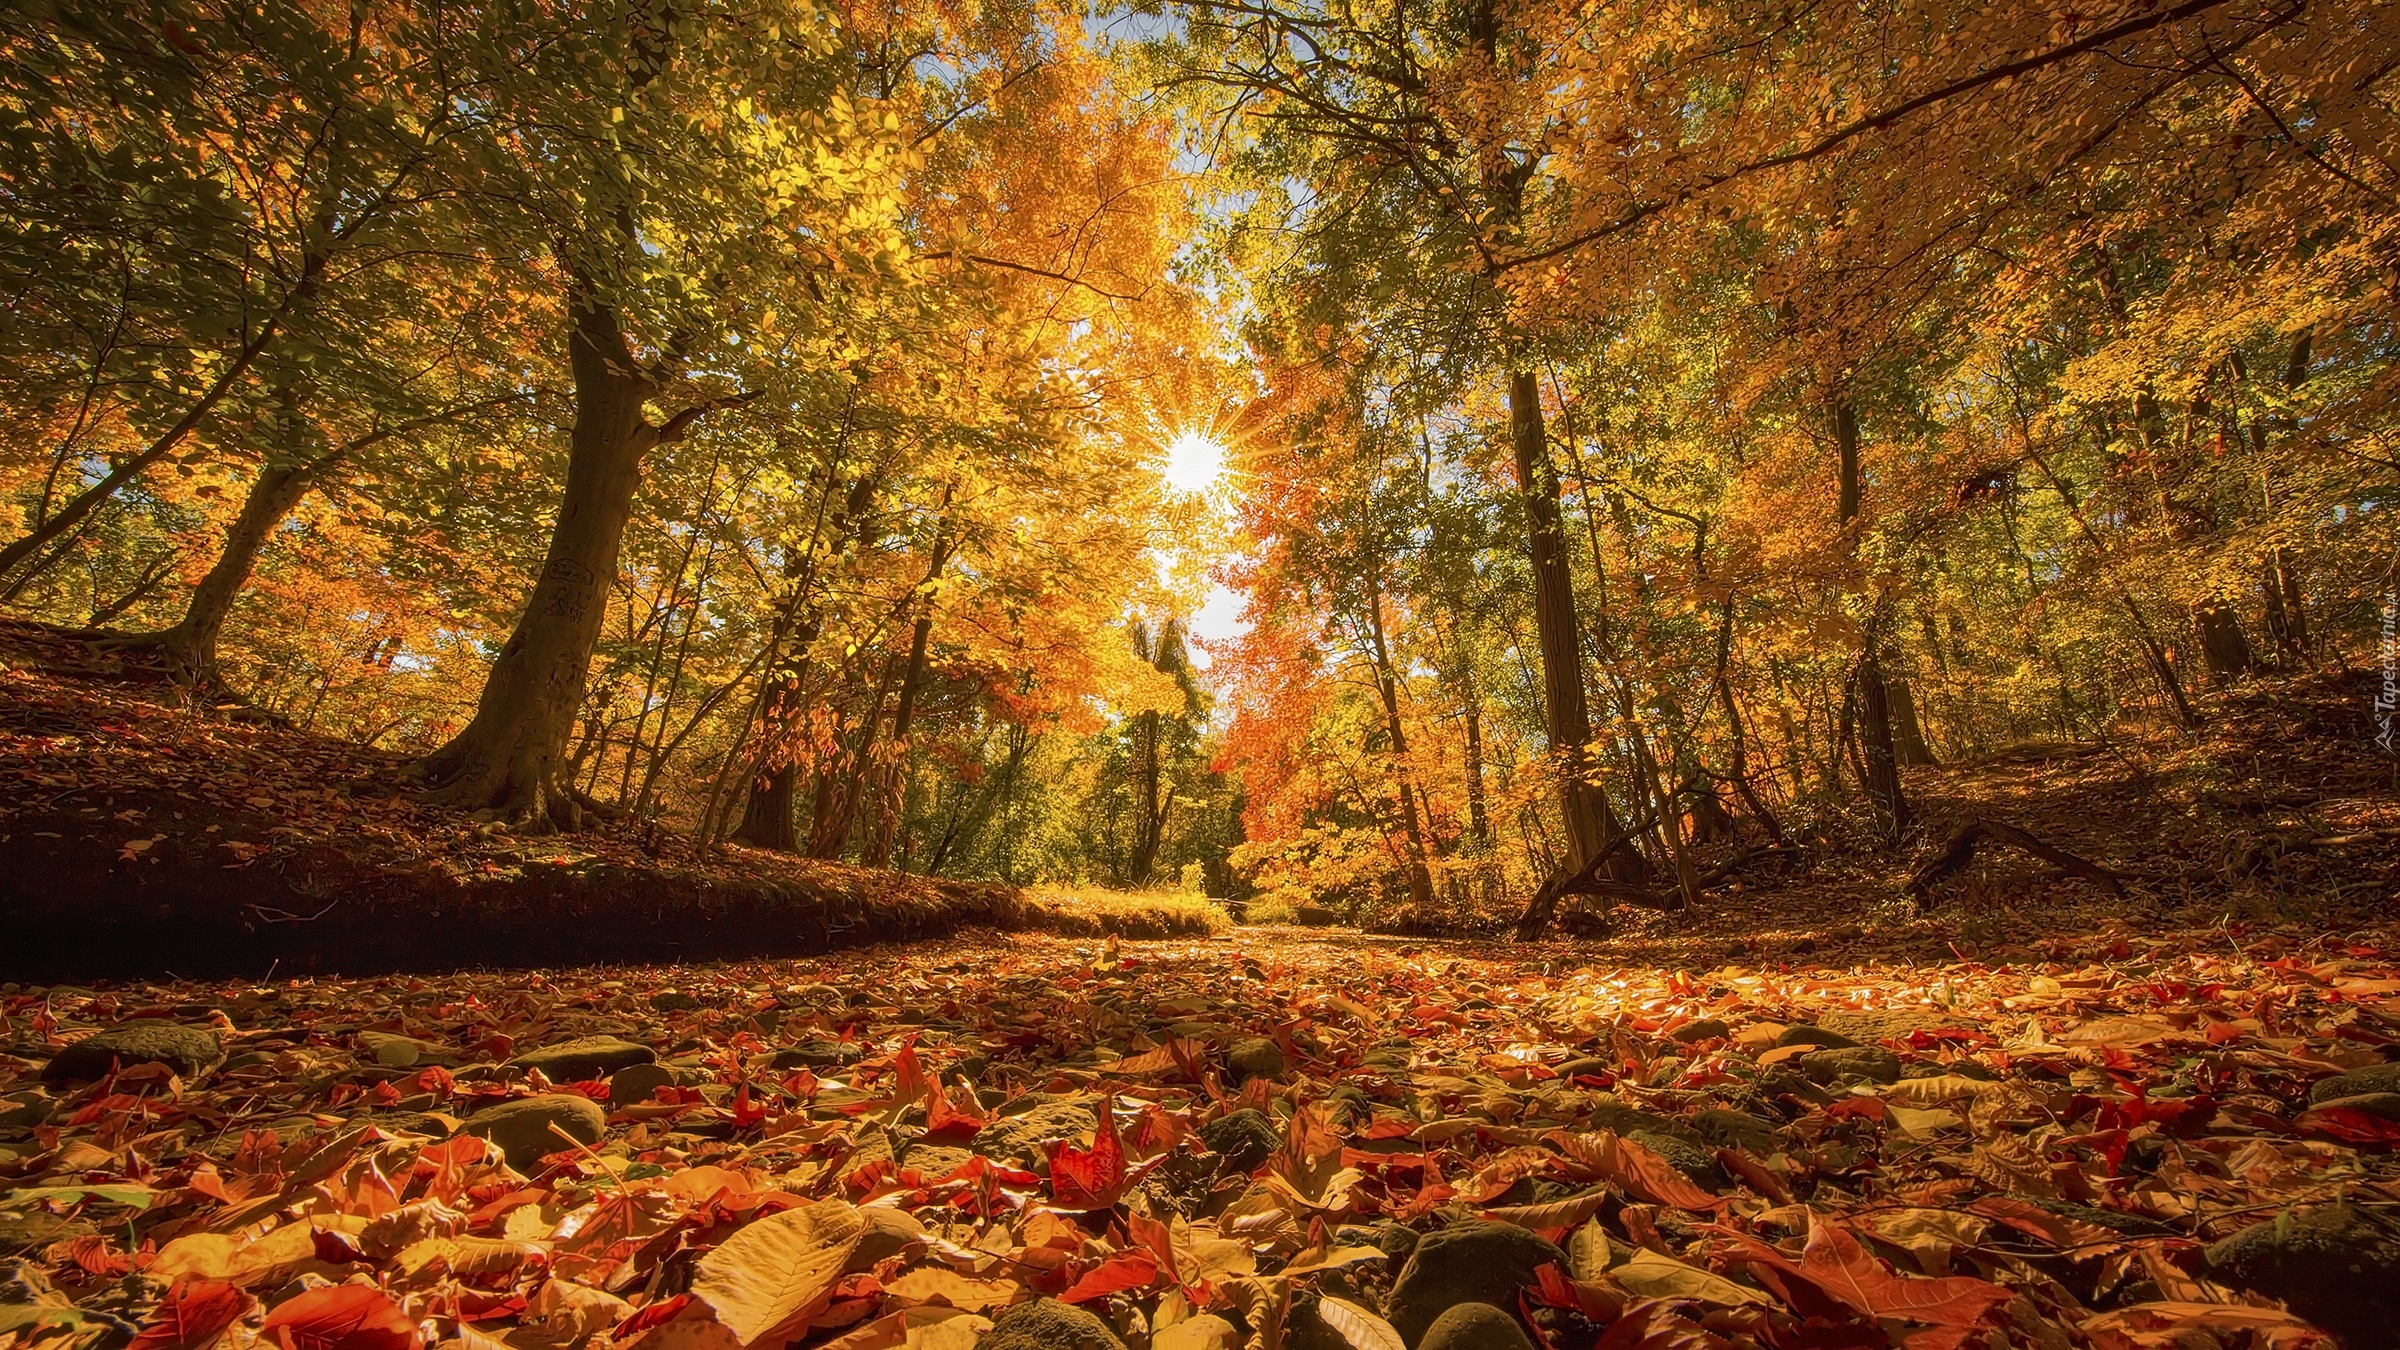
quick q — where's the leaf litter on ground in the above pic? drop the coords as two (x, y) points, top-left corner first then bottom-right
(2, 922), (2398, 1350)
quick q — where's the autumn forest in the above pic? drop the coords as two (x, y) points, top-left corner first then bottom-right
(2, 2), (2400, 1348)
(3, 0), (2395, 926)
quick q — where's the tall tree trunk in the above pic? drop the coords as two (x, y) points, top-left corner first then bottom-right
(810, 652), (900, 859)
(2255, 334), (2315, 662)
(730, 613), (821, 851)
(1364, 569), (1436, 926)
(1888, 679), (1937, 767)
(1711, 600), (1788, 845)
(2262, 549), (2309, 661)
(860, 605), (935, 869)
(405, 287), (666, 827)
(1835, 397), (1908, 846)
(1508, 370), (1644, 939)
(734, 474), (874, 849)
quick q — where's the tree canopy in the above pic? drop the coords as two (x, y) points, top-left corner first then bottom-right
(2, 0), (2392, 918)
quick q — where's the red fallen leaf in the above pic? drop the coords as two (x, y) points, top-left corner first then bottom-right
(1724, 1217), (2010, 1345)
(923, 1076), (983, 1142)
(260, 1284), (420, 1350)
(452, 1291), (524, 1323)
(129, 1280), (250, 1350)
(731, 1082), (767, 1128)
(892, 1039), (929, 1105)
(1128, 1103), (1190, 1156)
(1048, 1097), (1128, 1209)
(2294, 1104), (2400, 1143)
(1593, 1298), (1732, 1350)
(1060, 1250), (1159, 1303)
(1546, 1130), (1723, 1212)
(52, 1233), (136, 1276)
(1967, 1195), (2120, 1251)
(1713, 1149), (1791, 1206)
(1823, 1098), (1889, 1125)
(1531, 1261), (1625, 1322)
(467, 1186), (549, 1228)
(311, 1229), (369, 1265)
(612, 1293), (696, 1340)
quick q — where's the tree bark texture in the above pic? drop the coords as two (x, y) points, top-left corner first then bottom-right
(1506, 371), (1643, 912)
(1835, 396), (1909, 846)
(407, 288), (660, 826)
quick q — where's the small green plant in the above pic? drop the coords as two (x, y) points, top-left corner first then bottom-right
(1025, 885), (1232, 937)
(1243, 897), (1300, 925)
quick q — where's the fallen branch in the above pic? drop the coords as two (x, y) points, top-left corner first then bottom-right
(1908, 819), (2125, 909)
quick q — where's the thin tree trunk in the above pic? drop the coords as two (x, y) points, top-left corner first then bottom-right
(1638, 733), (1703, 910)
(145, 458), (322, 695)
(1888, 679), (1937, 766)
(811, 651), (900, 859)
(2023, 448), (2200, 728)
(1711, 600), (1788, 845)
(734, 423), (873, 849)
(1508, 370), (1644, 939)
(0, 281), (304, 584)
(2195, 605), (2260, 684)
(860, 605), (936, 869)
(1835, 396), (1908, 846)
(1364, 567), (1436, 926)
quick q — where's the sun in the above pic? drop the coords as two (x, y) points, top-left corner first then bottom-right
(1160, 429), (1228, 496)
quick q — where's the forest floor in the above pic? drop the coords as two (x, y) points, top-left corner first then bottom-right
(0, 621), (1026, 978)
(3, 922), (2399, 1350)
(1527, 668), (2398, 969)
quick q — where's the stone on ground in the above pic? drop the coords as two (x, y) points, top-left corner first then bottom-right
(511, 1035), (653, 1081)
(1385, 1221), (1564, 1348)
(608, 1062), (677, 1108)
(975, 1297), (1126, 1350)
(1420, 1302), (1536, 1350)
(1227, 1037), (1287, 1081)
(462, 1093), (606, 1169)
(2308, 1063), (2400, 1104)
(42, 1024), (222, 1084)
(2204, 1204), (2400, 1350)
(973, 1098), (1098, 1163)
(1198, 1108), (1282, 1171)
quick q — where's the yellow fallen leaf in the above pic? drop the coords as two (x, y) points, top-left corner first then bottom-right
(692, 1198), (867, 1348)
(1152, 1315), (1239, 1350)
(1611, 1249), (1771, 1306)
(878, 1268), (1020, 1311)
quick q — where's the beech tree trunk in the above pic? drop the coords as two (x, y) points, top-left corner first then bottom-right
(731, 613), (822, 852)
(1507, 369), (1644, 939)
(143, 458), (324, 697)
(2262, 550), (2309, 661)
(1835, 397), (1909, 846)
(860, 606), (935, 869)
(406, 289), (661, 827)
(1889, 679), (1937, 767)
(1364, 569), (1437, 925)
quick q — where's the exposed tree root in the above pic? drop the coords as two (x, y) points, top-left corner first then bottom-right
(1908, 818), (2126, 909)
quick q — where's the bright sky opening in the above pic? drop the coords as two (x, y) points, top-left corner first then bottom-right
(1161, 429), (1228, 495)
